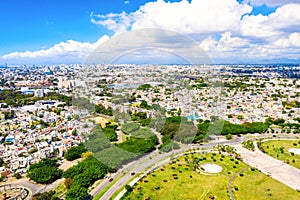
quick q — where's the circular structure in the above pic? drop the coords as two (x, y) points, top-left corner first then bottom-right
(0, 184), (31, 200)
(200, 163), (222, 174)
(288, 148), (300, 155)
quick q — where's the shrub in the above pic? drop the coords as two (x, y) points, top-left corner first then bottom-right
(64, 178), (74, 189)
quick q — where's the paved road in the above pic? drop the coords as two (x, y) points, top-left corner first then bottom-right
(234, 143), (300, 190)
(92, 134), (300, 199)
(7, 178), (43, 195)
(91, 137), (243, 200)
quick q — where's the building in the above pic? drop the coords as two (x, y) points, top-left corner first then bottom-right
(34, 89), (44, 98)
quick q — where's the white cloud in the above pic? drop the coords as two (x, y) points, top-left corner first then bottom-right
(243, 0), (300, 6)
(91, 11), (132, 34)
(200, 37), (218, 51)
(91, 0), (252, 35)
(240, 4), (300, 39)
(3, 0), (300, 64)
(273, 32), (300, 48)
(2, 35), (109, 64)
(124, 1), (130, 4)
(200, 31), (300, 62)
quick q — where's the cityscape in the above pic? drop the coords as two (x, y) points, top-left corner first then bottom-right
(0, 0), (300, 200)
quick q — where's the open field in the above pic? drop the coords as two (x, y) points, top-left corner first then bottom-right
(122, 153), (300, 200)
(259, 140), (300, 169)
(233, 167), (300, 200)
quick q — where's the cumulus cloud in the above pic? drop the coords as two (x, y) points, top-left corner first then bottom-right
(199, 31), (300, 63)
(3, 0), (300, 64)
(2, 35), (109, 64)
(91, 11), (132, 34)
(91, 0), (252, 34)
(273, 33), (300, 48)
(240, 4), (300, 39)
(243, 0), (300, 6)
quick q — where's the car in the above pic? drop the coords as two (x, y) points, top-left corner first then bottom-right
(130, 172), (135, 176)
(109, 178), (113, 182)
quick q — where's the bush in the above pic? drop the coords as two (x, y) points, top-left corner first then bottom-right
(64, 178), (74, 189)
(33, 191), (60, 200)
(13, 172), (22, 179)
(64, 143), (87, 161)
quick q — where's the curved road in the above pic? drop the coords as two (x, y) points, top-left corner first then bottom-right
(91, 137), (243, 200)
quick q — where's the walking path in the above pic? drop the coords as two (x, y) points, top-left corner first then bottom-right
(234, 143), (300, 190)
(227, 166), (250, 200)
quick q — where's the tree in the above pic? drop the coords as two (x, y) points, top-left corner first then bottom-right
(13, 172), (22, 179)
(27, 158), (62, 184)
(0, 158), (4, 167)
(65, 184), (88, 200)
(64, 178), (74, 189)
(125, 185), (133, 192)
(226, 134), (232, 140)
(140, 100), (151, 109)
(64, 143), (87, 161)
(121, 123), (139, 134)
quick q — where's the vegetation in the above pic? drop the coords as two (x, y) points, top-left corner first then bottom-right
(33, 190), (60, 200)
(242, 140), (255, 151)
(95, 103), (113, 116)
(123, 153), (300, 200)
(259, 140), (300, 169)
(151, 116), (197, 144)
(63, 156), (112, 200)
(233, 167), (300, 200)
(64, 143), (87, 161)
(27, 158), (62, 184)
(0, 90), (71, 107)
(0, 158), (4, 167)
(137, 84), (152, 91)
(121, 123), (140, 134)
(103, 124), (118, 142)
(194, 120), (269, 143)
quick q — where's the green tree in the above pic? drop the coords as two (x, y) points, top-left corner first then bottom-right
(27, 158), (62, 184)
(64, 143), (87, 161)
(0, 158), (4, 167)
(65, 184), (88, 200)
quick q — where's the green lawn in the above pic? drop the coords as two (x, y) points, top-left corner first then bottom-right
(122, 152), (300, 200)
(233, 167), (300, 200)
(260, 139), (300, 169)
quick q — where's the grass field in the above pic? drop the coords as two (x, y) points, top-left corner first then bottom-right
(260, 139), (300, 169)
(233, 167), (300, 200)
(122, 152), (300, 200)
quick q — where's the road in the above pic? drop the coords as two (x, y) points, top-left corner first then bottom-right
(92, 134), (300, 199)
(91, 136), (243, 200)
(234, 142), (300, 190)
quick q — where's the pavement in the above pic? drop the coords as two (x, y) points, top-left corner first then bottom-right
(234, 142), (300, 190)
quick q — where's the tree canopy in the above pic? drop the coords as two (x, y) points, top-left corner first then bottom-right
(27, 158), (62, 184)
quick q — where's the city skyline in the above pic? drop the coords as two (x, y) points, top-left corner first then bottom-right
(0, 0), (300, 64)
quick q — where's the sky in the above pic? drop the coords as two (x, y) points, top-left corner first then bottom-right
(0, 0), (299, 65)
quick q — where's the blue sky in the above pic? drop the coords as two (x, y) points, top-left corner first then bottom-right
(0, 0), (153, 54)
(0, 0), (299, 64)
